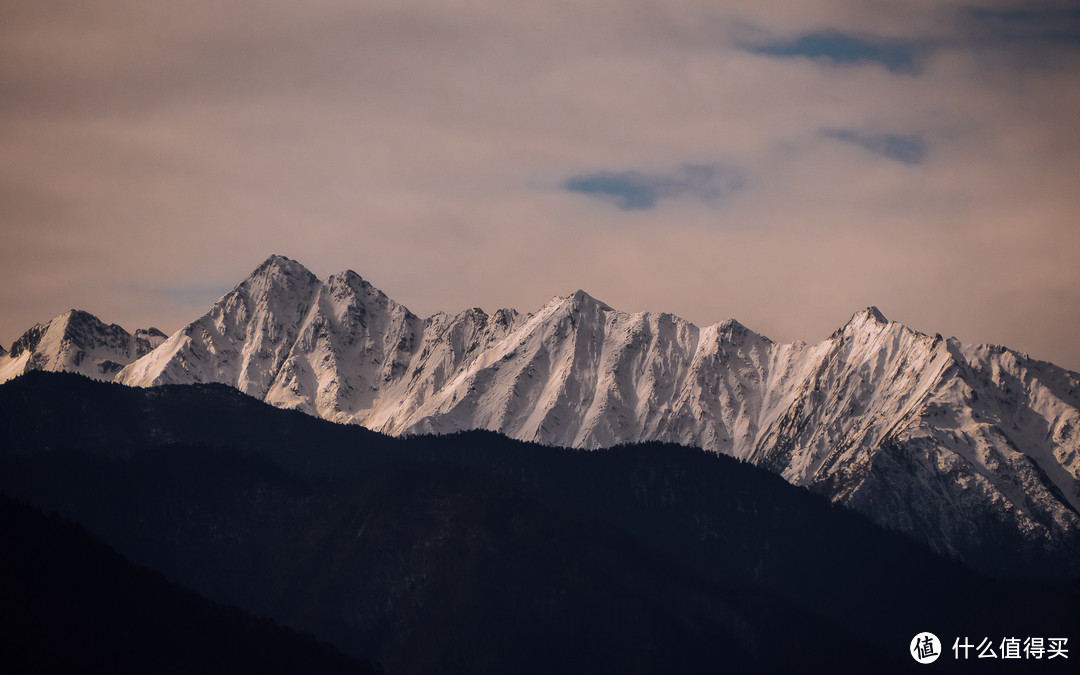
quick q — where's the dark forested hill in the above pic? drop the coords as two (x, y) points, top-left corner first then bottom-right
(0, 492), (374, 674)
(1, 371), (1076, 673)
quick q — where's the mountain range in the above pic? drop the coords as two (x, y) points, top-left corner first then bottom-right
(3, 254), (1078, 577)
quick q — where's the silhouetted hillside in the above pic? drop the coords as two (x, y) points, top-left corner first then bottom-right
(1, 372), (1076, 673)
(0, 493), (375, 674)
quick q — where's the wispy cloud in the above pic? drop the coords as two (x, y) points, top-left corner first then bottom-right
(963, 7), (1080, 46)
(821, 129), (927, 165)
(563, 164), (744, 211)
(747, 31), (918, 73)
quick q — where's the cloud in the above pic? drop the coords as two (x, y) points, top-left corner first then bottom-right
(747, 31), (918, 73)
(821, 129), (927, 164)
(963, 6), (1080, 46)
(0, 1), (1078, 372)
(562, 164), (743, 211)
(942, 4), (1080, 71)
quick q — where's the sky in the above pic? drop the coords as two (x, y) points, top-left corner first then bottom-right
(1, 0), (1079, 370)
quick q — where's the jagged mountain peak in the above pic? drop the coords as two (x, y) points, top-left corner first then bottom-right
(424, 306), (522, 333)
(864, 305), (887, 322)
(571, 288), (613, 309)
(714, 317), (770, 344)
(254, 253), (314, 277)
(327, 269), (390, 300)
(61, 309), (131, 337)
(58, 307), (86, 321)
(452, 306), (491, 325)
(0, 309), (143, 383)
(830, 306), (897, 342)
(237, 255), (320, 298)
(849, 305), (889, 327)
(323, 270), (420, 330)
(543, 289), (615, 316)
(8, 309), (124, 358)
(133, 326), (168, 356)
(329, 268), (368, 286)
(7, 320), (49, 359)
(222, 257), (322, 314)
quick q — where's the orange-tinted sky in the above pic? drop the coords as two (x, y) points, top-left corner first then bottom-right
(2, 1), (1079, 370)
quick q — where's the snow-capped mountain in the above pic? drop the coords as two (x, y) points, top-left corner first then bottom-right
(0, 310), (165, 383)
(5, 255), (1079, 574)
(134, 326), (168, 353)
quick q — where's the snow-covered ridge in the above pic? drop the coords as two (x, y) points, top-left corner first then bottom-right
(4, 254), (1079, 574)
(0, 309), (165, 384)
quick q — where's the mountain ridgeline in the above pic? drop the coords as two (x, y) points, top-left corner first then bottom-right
(2, 254), (1078, 577)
